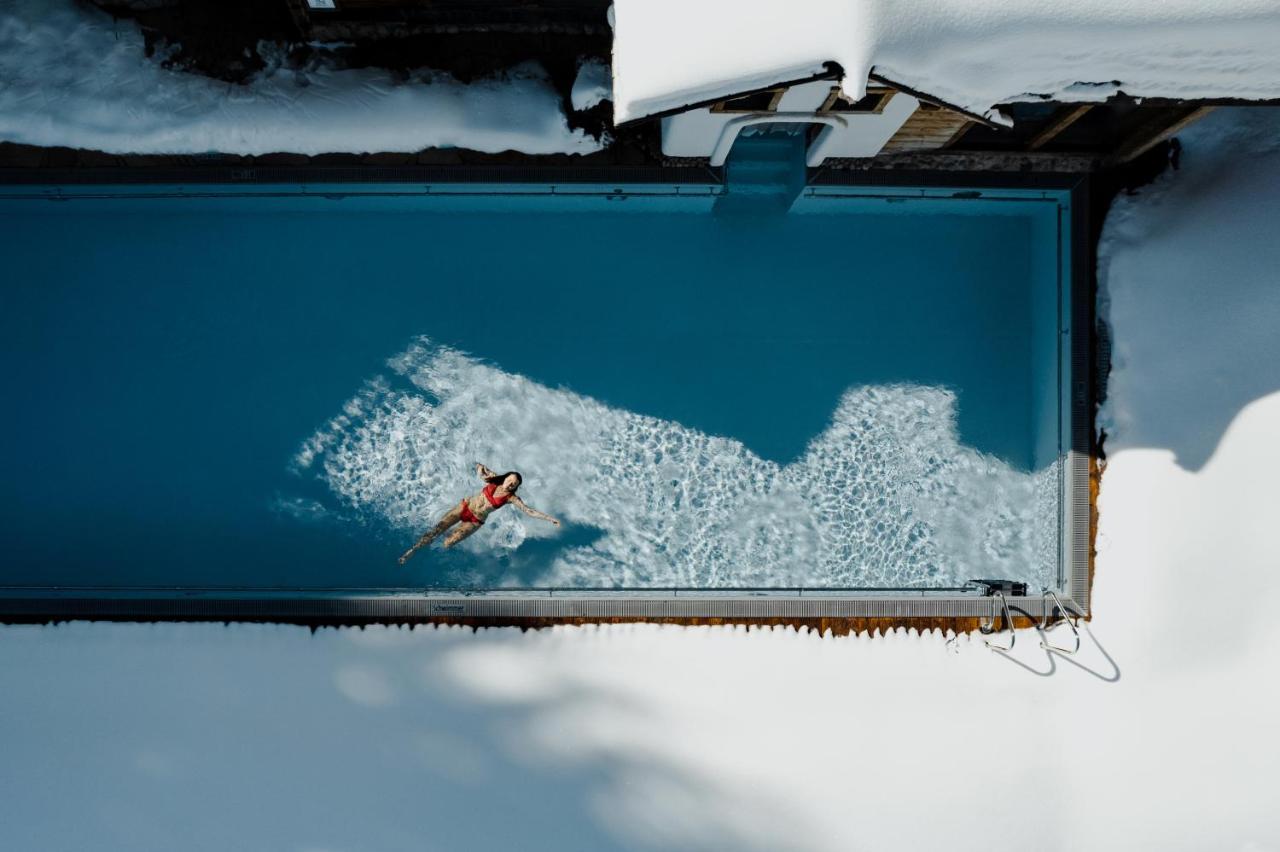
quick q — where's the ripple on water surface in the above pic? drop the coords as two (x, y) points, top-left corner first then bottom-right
(295, 337), (1059, 589)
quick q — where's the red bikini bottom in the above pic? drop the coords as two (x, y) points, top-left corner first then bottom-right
(459, 500), (483, 525)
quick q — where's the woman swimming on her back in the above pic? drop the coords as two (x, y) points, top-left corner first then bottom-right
(399, 462), (560, 563)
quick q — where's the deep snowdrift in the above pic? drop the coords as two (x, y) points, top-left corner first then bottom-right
(0, 0), (601, 156)
(611, 0), (1280, 123)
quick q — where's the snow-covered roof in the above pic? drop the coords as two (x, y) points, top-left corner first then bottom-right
(0, 0), (601, 157)
(610, 0), (1280, 125)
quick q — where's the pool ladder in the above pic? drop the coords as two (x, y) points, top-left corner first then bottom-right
(976, 585), (1083, 654)
(1038, 588), (1083, 655)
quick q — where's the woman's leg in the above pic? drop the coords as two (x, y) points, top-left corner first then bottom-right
(443, 522), (482, 548)
(399, 506), (462, 563)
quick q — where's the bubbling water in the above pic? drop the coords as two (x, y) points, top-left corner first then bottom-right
(293, 337), (1058, 588)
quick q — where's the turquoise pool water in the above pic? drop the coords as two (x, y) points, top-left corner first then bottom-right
(0, 176), (1070, 592)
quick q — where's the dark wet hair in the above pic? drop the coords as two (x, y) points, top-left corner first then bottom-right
(485, 471), (522, 492)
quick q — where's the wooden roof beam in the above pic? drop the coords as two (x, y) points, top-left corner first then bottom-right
(1027, 104), (1093, 151)
(1109, 105), (1216, 164)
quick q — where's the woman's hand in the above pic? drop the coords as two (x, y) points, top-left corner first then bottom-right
(551, 518), (561, 527)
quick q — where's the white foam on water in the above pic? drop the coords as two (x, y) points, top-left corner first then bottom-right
(293, 337), (1057, 587)
(271, 495), (333, 524)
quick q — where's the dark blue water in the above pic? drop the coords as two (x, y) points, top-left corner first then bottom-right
(0, 180), (1067, 590)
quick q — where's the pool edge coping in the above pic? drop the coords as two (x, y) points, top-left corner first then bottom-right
(0, 167), (1094, 625)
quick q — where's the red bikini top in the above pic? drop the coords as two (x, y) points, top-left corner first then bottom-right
(483, 483), (511, 508)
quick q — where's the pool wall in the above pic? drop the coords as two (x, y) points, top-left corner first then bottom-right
(0, 164), (1093, 624)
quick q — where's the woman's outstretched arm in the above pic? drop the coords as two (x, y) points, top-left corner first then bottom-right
(510, 495), (560, 526)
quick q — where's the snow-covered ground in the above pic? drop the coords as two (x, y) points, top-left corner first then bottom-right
(611, 0), (1280, 123)
(0, 0), (601, 156)
(571, 57), (612, 112)
(2, 107), (1279, 852)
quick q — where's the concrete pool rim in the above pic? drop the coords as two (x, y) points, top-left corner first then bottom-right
(0, 165), (1094, 624)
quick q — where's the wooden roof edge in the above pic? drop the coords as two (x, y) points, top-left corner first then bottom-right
(865, 82), (1280, 130)
(995, 95), (1280, 110)
(866, 71), (1004, 130)
(1114, 96), (1280, 107)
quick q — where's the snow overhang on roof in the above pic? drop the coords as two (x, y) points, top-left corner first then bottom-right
(610, 0), (1280, 127)
(610, 60), (838, 126)
(614, 62), (846, 126)
(608, 0), (875, 125)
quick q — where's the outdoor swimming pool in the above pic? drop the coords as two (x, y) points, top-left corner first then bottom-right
(0, 168), (1078, 601)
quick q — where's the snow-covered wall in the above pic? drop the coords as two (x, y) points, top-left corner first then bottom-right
(0, 0), (601, 156)
(612, 0), (1280, 124)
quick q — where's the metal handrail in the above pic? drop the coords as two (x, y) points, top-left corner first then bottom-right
(1039, 588), (1082, 655)
(978, 590), (1016, 651)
